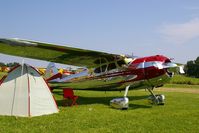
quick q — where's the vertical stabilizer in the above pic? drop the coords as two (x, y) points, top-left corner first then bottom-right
(44, 62), (59, 79)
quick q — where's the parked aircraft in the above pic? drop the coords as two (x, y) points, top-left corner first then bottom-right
(0, 38), (184, 109)
(44, 62), (80, 82)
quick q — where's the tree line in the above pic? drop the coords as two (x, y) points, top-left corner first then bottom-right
(0, 62), (20, 67)
(185, 57), (199, 78)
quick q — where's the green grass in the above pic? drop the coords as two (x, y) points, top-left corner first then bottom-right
(0, 72), (199, 132)
(0, 89), (199, 133)
(164, 84), (199, 89)
(163, 75), (199, 89)
(169, 75), (199, 85)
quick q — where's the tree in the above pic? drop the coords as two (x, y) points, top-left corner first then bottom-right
(195, 57), (199, 64)
(0, 62), (6, 67)
(186, 57), (199, 78)
(6, 62), (20, 67)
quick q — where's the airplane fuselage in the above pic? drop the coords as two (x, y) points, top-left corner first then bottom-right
(51, 55), (174, 91)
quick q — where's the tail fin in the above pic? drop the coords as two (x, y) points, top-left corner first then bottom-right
(44, 62), (59, 79)
(56, 68), (88, 82)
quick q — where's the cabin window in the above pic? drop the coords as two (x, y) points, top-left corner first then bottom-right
(117, 60), (125, 67)
(94, 65), (107, 73)
(107, 63), (116, 71)
(101, 65), (107, 72)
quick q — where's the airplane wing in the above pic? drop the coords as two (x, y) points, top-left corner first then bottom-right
(0, 38), (123, 68)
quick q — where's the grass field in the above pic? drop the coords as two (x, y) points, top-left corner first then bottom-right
(0, 89), (199, 132)
(169, 75), (199, 85)
(164, 84), (199, 89)
(164, 75), (199, 89)
(0, 72), (199, 132)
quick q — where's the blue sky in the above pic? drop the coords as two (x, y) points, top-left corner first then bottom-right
(0, 0), (199, 67)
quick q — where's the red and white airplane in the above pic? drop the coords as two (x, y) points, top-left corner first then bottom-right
(0, 38), (184, 109)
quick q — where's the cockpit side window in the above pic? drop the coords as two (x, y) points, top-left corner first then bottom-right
(107, 63), (116, 71)
(117, 60), (125, 67)
(101, 65), (107, 72)
(94, 65), (107, 73)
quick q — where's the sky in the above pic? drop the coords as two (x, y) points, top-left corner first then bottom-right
(0, 0), (199, 67)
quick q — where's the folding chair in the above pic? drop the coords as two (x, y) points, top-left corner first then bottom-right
(63, 88), (78, 106)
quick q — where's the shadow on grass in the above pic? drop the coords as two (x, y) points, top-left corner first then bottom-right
(128, 103), (152, 109)
(55, 95), (152, 110)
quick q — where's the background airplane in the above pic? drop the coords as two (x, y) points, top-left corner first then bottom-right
(0, 38), (184, 109)
(44, 62), (87, 82)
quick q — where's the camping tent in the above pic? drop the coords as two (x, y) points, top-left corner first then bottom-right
(0, 64), (59, 117)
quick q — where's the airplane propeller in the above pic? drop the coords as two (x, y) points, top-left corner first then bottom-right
(154, 62), (185, 74)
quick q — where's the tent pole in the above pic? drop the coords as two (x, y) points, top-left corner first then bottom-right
(21, 59), (24, 77)
(11, 58), (25, 116)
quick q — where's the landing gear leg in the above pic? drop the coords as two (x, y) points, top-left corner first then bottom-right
(124, 85), (130, 97)
(147, 87), (165, 105)
(110, 85), (130, 109)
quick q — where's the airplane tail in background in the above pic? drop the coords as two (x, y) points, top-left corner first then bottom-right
(45, 62), (61, 81)
(54, 68), (89, 82)
(45, 62), (89, 83)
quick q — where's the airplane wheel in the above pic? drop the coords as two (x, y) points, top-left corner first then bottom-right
(156, 94), (165, 105)
(110, 97), (129, 109)
(148, 94), (165, 105)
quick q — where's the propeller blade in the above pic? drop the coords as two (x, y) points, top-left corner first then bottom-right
(152, 62), (176, 69)
(154, 62), (185, 74)
(162, 62), (177, 68)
